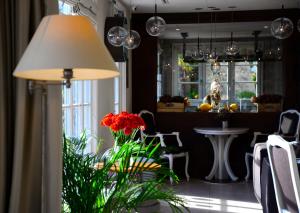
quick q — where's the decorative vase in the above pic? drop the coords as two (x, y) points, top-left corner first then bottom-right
(222, 120), (228, 128)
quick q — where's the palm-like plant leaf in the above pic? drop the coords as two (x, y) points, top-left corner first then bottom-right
(62, 134), (188, 213)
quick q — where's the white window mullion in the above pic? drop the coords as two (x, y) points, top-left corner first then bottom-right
(228, 62), (235, 103)
(81, 81), (84, 136)
(70, 87), (74, 137)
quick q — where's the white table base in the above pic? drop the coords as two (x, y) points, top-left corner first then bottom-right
(205, 134), (238, 181)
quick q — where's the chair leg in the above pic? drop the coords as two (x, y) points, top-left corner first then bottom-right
(185, 152), (190, 182)
(245, 153), (253, 181)
(168, 155), (174, 184)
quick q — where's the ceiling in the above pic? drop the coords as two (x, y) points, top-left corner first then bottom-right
(120, 0), (299, 13)
(159, 21), (272, 39)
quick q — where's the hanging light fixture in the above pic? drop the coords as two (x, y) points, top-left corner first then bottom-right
(106, 1), (128, 47)
(107, 26), (128, 46)
(145, 2), (166, 36)
(211, 61), (221, 74)
(192, 37), (204, 61)
(124, 30), (141, 49)
(225, 32), (239, 56)
(270, 5), (293, 39)
(205, 11), (218, 63)
(225, 9), (239, 56)
(192, 12), (204, 61)
(123, 0), (141, 49)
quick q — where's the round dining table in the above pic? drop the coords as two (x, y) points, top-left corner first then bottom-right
(194, 127), (249, 181)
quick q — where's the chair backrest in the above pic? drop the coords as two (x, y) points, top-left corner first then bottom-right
(267, 135), (300, 213)
(157, 132), (183, 148)
(139, 110), (183, 148)
(277, 110), (300, 142)
(138, 110), (157, 135)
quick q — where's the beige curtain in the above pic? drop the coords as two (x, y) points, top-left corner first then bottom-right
(0, 0), (61, 213)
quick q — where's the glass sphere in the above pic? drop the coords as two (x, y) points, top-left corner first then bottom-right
(146, 16), (166, 36)
(263, 48), (274, 59)
(192, 49), (204, 60)
(271, 17), (293, 39)
(124, 30), (141, 50)
(225, 41), (239, 56)
(275, 47), (282, 60)
(211, 61), (221, 76)
(204, 50), (218, 63)
(107, 26), (128, 47)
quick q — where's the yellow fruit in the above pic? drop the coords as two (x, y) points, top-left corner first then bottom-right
(230, 103), (238, 111)
(199, 103), (212, 112)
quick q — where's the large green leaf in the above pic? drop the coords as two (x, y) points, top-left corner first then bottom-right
(62, 133), (188, 212)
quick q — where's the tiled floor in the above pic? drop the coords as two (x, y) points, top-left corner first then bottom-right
(141, 179), (263, 213)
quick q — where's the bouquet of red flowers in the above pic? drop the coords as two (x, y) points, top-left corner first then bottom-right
(101, 112), (145, 146)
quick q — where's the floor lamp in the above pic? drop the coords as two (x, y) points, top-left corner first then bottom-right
(13, 15), (119, 212)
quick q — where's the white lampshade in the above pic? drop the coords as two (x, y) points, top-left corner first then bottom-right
(13, 15), (119, 81)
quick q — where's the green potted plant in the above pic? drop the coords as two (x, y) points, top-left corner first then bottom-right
(62, 112), (188, 212)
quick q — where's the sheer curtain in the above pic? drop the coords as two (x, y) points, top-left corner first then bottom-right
(0, 0), (61, 213)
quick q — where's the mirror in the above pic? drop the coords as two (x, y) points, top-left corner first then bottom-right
(157, 21), (284, 112)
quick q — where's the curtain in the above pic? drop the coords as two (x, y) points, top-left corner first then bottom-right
(0, 0), (61, 213)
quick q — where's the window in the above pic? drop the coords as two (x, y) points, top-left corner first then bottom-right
(165, 43), (259, 111)
(114, 62), (127, 113)
(59, 1), (126, 152)
(59, 0), (96, 152)
(175, 61), (258, 109)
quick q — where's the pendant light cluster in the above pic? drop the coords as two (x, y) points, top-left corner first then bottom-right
(192, 12), (204, 61)
(107, 0), (141, 50)
(225, 32), (239, 56)
(146, 2), (167, 36)
(270, 5), (294, 40)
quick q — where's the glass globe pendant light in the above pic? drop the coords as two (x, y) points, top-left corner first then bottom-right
(107, 26), (128, 47)
(192, 37), (204, 61)
(211, 60), (221, 75)
(225, 32), (239, 56)
(205, 44), (218, 64)
(205, 12), (218, 63)
(123, 0), (141, 50)
(124, 30), (141, 49)
(145, 3), (166, 36)
(192, 13), (204, 61)
(270, 5), (293, 39)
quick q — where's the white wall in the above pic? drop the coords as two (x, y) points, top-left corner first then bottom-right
(94, 0), (132, 152)
(94, 0), (114, 152)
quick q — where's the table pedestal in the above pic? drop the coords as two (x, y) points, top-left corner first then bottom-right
(205, 134), (238, 181)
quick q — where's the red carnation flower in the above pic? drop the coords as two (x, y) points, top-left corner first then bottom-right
(124, 127), (133, 135)
(101, 113), (114, 127)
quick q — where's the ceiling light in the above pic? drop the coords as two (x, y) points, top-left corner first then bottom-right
(123, 1), (141, 50)
(146, 3), (166, 36)
(264, 25), (269, 29)
(225, 32), (239, 56)
(176, 27), (181, 31)
(124, 30), (141, 49)
(192, 37), (204, 61)
(107, 26), (128, 47)
(270, 5), (293, 39)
